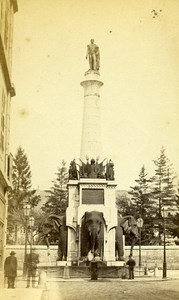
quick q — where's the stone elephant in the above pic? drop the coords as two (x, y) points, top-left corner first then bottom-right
(81, 211), (104, 261)
(42, 214), (67, 261)
(115, 215), (138, 261)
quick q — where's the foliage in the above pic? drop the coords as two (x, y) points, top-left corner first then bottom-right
(9, 146), (41, 210)
(150, 147), (177, 242)
(32, 210), (50, 245)
(7, 146), (41, 243)
(168, 185), (179, 240)
(151, 146), (177, 215)
(41, 160), (68, 216)
(116, 192), (134, 216)
(128, 165), (158, 244)
(116, 156), (177, 245)
(129, 166), (155, 215)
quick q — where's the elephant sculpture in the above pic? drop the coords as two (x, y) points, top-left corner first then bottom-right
(115, 215), (138, 261)
(81, 211), (104, 261)
(42, 214), (67, 261)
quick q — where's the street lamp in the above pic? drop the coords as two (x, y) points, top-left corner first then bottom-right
(137, 217), (144, 269)
(23, 202), (31, 278)
(161, 207), (167, 279)
(29, 216), (35, 282)
(29, 216), (35, 250)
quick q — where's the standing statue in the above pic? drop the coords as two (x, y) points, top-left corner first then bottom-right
(86, 39), (100, 71)
(69, 159), (78, 180)
(106, 159), (115, 180)
(89, 158), (97, 178)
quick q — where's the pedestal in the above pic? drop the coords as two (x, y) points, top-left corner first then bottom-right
(67, 179), (118, 263)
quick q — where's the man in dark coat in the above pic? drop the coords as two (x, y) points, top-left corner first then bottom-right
(26, 249), (39, 288)
(126, 255), (136, 279)
(4, 251), (17, 288)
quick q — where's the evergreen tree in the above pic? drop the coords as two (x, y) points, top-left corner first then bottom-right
(42, 160), (68, 216)
(128, 165), (157, 244)
(151, 146), (176, 215)
(151, 146), (177, 242)
(7, 146), (41, 243)
(168, 183), (179, 241)
(116, 192), (134, 216)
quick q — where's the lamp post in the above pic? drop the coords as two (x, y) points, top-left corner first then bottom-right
(137, 217), (144, 269)
(29, 216), (35, 251)
(22, 202), (31, 278)
(161, 207), (167, 279)
(29, 216), (35, 283)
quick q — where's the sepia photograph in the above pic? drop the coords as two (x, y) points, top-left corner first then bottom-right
(0, 0), (179, 299)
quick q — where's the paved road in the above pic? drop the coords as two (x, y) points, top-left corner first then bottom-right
(46, 279), (179, 300)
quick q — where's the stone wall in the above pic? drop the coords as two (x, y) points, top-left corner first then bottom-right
(125, 245), (179, 269)
(5, 244), (179, 270)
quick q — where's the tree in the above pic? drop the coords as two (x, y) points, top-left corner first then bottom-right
(32, 210), (49, 245)
(152, 146), (176, 214)
(116, 192), (134, 216)
(42, 160), (68, 216)
(151, 146), (177, 242)
(128, 165), (157, 244)
(167, 183), (179, 242)
(7, 146), (41, 243)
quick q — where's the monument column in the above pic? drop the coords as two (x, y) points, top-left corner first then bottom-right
(66, 39), (119, 266)
(80, 70), (103, 161)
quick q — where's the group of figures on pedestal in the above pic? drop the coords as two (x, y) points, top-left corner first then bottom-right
(68, 157), (114, 180)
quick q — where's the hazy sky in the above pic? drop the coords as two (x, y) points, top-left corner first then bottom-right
(10, 0), (179, 190)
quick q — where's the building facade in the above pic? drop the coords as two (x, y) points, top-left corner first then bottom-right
(0, 0), (17, 271)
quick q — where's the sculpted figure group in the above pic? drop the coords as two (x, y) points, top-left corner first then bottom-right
(68, 157), (114, 180)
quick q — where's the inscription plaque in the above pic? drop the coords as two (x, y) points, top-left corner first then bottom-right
(82, 189), (104, 204)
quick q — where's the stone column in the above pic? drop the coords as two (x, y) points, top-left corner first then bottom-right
(80, 70), (103, 161)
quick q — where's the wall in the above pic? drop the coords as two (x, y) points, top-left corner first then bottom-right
(5, 244), (179, 270)
(125, 245), (179, 269)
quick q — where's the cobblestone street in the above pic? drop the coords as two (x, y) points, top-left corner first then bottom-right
(46, 279), (179, 300)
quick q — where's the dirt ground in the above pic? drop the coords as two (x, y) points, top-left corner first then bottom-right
(46, 279), (179, 300)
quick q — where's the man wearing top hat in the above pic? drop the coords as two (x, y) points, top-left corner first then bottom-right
(4, 251), (17, 288)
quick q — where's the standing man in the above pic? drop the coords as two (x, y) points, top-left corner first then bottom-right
(126, 255), (136, 279)
(86, 39), (100, 71)
(26, 248), (39, 288)
(4, 251), (17, 288)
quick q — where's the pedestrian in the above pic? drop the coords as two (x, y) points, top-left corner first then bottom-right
(126, 254), (136, 279)
(4, 251), (17, 288)
(26, 248), (39, 288)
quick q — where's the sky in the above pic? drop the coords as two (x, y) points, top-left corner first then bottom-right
(10, 0), (179, 191)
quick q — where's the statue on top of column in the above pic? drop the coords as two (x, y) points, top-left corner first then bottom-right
(86, 39), (100, 71)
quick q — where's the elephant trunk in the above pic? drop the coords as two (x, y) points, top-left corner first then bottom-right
(90, 228), (98, 255)
(130, 236), (138, 256)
